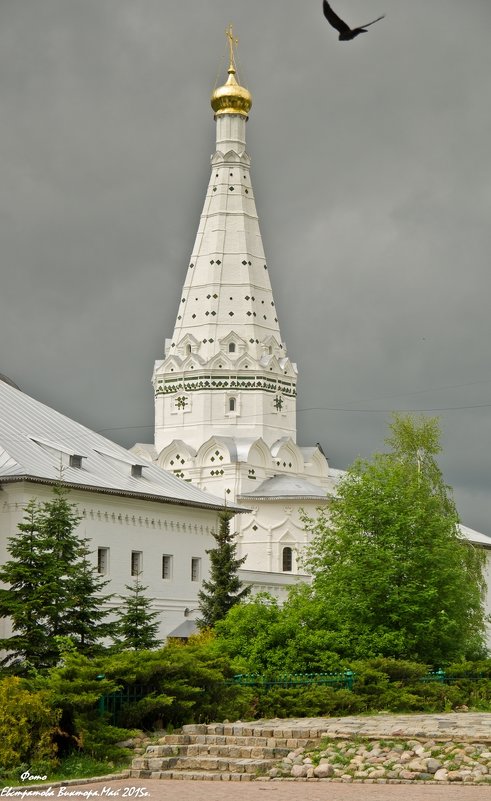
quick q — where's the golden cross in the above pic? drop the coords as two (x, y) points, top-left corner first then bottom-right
(225, 24), (238, 70)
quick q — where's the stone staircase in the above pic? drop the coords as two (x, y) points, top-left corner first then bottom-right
(130, 722), (321, 782)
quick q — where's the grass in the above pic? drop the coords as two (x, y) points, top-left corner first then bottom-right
(0, 754), (131, 788)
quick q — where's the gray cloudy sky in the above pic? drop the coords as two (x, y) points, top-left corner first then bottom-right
(1, 0), (490, 535)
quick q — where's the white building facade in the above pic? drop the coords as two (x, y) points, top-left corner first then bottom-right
(0, 377), (234, 643)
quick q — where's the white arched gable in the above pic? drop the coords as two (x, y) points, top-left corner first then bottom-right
(278, 357), (297, 377)
(247, 438), (272, 470)
(161, 354), (183, 371)
(258, 354), (282, 373)
(176, 334), (201, 358)
(309, 447), (329, 478)
(196, 436), (238, 468)
(130, 443), (156, 464)
(157, 440), (196, 474)
(234, 352), (254, 370)
(219, 332), (247, 355)
(242, 517), (268, 536)
(262, 334), (281, 353)
(270, 438), (304, 474)
(206, 352), (234, 370)
(181, 353), (205, 371)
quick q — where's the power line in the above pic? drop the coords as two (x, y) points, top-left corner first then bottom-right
(97, 399), (491, 435)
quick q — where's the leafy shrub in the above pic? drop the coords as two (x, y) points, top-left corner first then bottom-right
(0, 676), (60, 770)
(253, 685), (364, 718)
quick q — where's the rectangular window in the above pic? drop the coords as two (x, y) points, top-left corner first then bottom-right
(162, 554), (173, 580)
(191, 557), (201, 582)
(131, 551), (142, 577)
(97, 547), (109, 575)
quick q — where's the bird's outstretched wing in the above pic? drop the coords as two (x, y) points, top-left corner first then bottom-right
(359, 14), (385, 29)
(323, 0), (351, 34)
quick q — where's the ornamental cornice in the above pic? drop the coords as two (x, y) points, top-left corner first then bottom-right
(154, 372), (297, 397)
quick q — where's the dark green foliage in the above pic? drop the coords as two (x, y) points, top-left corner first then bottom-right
(0, 487), (116, 669)
(253, 685), (364, 719)
(197, 511), (251, 629)
(0, 500), (52, 669)
(101, 635), (250, 729)
(31, 650), (130, 761)
(303, 415), (488, 663)
(236, 658), (491, 718)
(64, 549), (115, 656)
(114, 576), (161, 651)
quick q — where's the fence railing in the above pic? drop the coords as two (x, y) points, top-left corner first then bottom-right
(227, 669), (486, 690)
(227, 670), (356, 690)
(98, 670), (487, 722)
(98, 684), (155, 724)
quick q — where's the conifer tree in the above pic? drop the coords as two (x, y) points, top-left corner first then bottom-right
(197, 511), (251, 629)
(115, 576), (161, 650)
(0, 485), (116, 669)
(0, 500), (50, 668)
(65, 547), (115, 655)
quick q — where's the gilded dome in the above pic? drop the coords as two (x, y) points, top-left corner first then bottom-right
(211, 64), (252, 118)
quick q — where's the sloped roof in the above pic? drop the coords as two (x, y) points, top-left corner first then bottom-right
(459, 524), (491, 548)
(167, 619), (199, 639)
(239, 474), (331, 501)
(0, 379), (237, 511)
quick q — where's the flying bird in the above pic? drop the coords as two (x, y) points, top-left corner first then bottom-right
(323, 0), (385, 40)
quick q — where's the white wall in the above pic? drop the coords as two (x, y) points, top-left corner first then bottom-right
(0, 481), (220, 643)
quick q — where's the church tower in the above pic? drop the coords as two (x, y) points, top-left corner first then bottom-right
(136, 29), (339, 580)
(153, 30), (296, 453)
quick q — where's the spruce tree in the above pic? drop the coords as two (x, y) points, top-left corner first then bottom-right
(115, 576), (161, 650)
(0, 485), (116, 669)
(65, 547), (115, 655)
(197, 511), (251, 629)
(0, 500), (50, 669)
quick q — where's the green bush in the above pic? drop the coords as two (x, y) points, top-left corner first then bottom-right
(253, 685), (364, 719)
(0, 676), (60, 770)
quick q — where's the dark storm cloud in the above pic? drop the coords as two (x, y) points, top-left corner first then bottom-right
(1, 1), (490, 534)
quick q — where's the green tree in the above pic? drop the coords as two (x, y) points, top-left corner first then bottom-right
(197, 511), (251, 629)
(66, 548), (115, 656)
(303, 415), (488, 664)
(0, 486), (116, 669)
(115, 576), (161, 650)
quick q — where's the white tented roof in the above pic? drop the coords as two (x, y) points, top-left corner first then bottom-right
(0, 379), (236, 511)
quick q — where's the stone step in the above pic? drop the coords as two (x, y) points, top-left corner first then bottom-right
(139, 743), (290, 760)
(132, 756), (274, 775)
(131, 724), (323, 780)
(191, 733), (315, 748)
(130, 769), (256, 782)
(183, 723), (326, 739)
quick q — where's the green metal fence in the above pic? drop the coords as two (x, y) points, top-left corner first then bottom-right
(98, 684), (155, 725)
(227, 670), (356, 690)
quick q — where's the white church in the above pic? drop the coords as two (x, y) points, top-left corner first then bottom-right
(1, 31), (490, 646)
(131, 30), (491, 637)
(132, 33), (342, 586)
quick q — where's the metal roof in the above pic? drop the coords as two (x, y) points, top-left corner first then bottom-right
(0, 379), (239, 511)
(239, 474), (331, 501)
(459, 524), (491, 548)
(167, 619), (199, 639)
